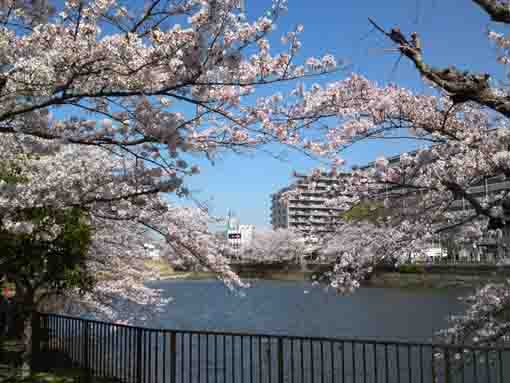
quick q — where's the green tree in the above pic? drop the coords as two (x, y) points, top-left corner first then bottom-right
(0, 207), (93, 339)
(0, 159), (93, 342)
(339, 202), (387, 224)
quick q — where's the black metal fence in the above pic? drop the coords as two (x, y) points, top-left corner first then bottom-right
(33, 313), (510, 383)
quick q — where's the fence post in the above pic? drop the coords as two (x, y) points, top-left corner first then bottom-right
(277, 338), (284, 383)
(444, 349), (451, 383)
(83, 320), (91, 383)
(137, 328), (143, 383)
(30, 311), (41, 373)
(170, 332), (177, 383)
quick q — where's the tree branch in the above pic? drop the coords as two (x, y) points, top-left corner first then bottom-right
(368, 17), (510, 118)
(472, 0), (510, 23)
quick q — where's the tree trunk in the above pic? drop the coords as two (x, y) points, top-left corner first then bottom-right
(9, 286), (36, 373)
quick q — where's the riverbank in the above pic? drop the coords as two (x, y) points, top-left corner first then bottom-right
(151, 269), (507, 290)
(149, 270), (311, 281)
(146, 259), (509, 289)
(366, 271), (505, 290)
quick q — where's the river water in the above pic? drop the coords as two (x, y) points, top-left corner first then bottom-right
(147, 279), (471, 342)
(55, 280), (503, 383)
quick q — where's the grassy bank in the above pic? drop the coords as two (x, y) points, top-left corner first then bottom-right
(367, 271), (505, 290)
(145, 259), (503, 290)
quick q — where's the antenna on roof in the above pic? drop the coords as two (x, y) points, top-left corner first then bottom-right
(239, 0), (246, 13)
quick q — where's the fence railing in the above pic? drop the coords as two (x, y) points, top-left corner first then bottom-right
(33, 312), (510, 383)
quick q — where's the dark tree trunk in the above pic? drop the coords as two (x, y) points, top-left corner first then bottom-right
(8, 283), (36, 371)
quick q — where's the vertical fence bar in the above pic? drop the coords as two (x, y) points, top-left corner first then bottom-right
(277, 338), (284, 383)
(100, 322), (103, 377)
(68, 318), (71, 361)
(352, 341), (356, 383)
(113, 324), (118, 379)
(91, 322), (96, 377)
(362, 343), (366, 383)
(95, 322), (99, 379)
(486, 350), (491, 383)
(419, 345), (424, 383)
(290, 340), (295, 383)
(499, 350), (503, 383)
(223, 335), (227, 383)
(155, 332), (160, 383)
(396, 345), (401, 383)
(461, 348), (466, 383)
(162, 333), (166, 383)
(121, 326), (125, 383)
(444, 348), (451, 383)
(84, 320), (90, 383)
(171, 332), (177, 383)
(181, 333), (185, 383)
(331, 342), (335, 383)
(198, 334), (202, 383)
(473, 350), (478, 383)
(232, 336), (235, 383)
(341, 341), (345, 383)
(30, 311), (41, 373)
(148, 331), (153, 383)
(373, 343), (378, 383)
(130, 327), (133, 383)
(56, 315), (60, 352)
(310, 340), (314, 383)
(300, 339), (305, 383)
(143, 330), (147, 383)
(321, 341), (325, 383)
(109, 323), (113, 379)
(104, 323), (108, 378)
(206, 334), (210, 383)
(214, 335), (218, 383)
(407, 345), (411, 383)
(385, 344), (389, 383)
(250, 336), (254, 383)
(137, 328), (143, 383)
(189, 333), (193, 383)
(268, 338), (272, 383)
(241, 336), (244, 383)
(68, 318), (72, 363)
(98, 322), (103, 377)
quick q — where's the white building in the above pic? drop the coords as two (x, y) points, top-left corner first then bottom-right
(239, 224), (255, 248)
(143, 243), (160, 259)
(225, 212), (255, 255)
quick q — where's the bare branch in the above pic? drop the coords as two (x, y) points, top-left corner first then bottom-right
(472, 0), (510, 23)
(368, 17), (510, 117)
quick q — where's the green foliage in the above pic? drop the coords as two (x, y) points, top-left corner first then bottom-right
(0, 158), (29, 185)
(0, 369), (80, 383)
(340, 202), (386, 224)
(0, 206), (94, 298)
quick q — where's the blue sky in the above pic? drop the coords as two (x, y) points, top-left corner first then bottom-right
(180, 0), (507, 228)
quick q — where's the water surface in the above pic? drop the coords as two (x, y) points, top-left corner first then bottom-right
(147, 280), (470, 341)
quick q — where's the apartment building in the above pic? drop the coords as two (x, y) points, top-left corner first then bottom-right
(271, 171), (345, 236)
(272, 152), (510, 261)
(361, 151), (510, 261)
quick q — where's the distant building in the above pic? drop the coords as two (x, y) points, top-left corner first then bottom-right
(143, 243), (160, 259)
(239, 224), (255, 248)
(225, 211), (255, 254)
(271, 171), (345, 235)
(361, 151), (510, 262)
